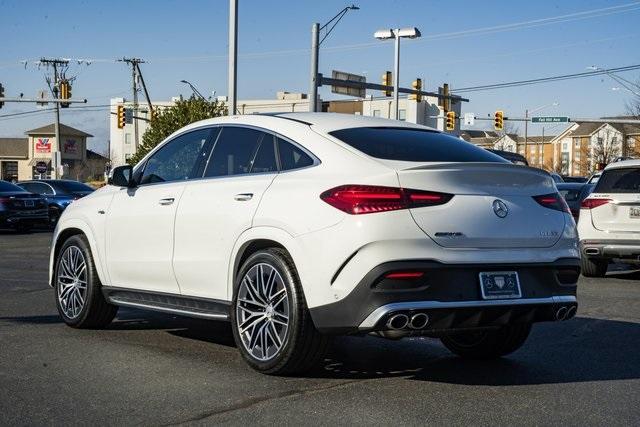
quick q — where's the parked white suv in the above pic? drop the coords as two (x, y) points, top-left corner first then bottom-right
(578, 160), (640, 277)
(49, 113), (579, 374)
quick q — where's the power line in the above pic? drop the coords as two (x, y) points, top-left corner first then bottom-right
(453, 64), (640, 93)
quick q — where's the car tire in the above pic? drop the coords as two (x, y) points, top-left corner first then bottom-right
(440, 323), (532, 359)
(54, 234), (118, 328)
(231, 248), (329, 375)
(581, 257), (608, 277)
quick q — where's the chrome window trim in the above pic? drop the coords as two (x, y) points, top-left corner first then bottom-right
(358, 295), (577, 330)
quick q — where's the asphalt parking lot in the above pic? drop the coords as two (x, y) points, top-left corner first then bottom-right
(1, 231), (639, 426)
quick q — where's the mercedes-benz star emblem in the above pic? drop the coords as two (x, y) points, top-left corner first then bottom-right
(492, 199), (509, 218)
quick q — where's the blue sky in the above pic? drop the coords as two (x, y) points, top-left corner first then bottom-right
(1, 0), (639, 153)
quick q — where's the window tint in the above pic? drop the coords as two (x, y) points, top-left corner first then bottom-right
(54, 181), (93, 193)
(329, 127), (507, 163)
(595, 168), (640, 193)
(277, 138), (314, 170)
(559, 188), (581, 202)
(205, 127), (264, 177)
(26, 182), (54, 195)
(250, 135), (278, 173)
(140, 128), (211, 185)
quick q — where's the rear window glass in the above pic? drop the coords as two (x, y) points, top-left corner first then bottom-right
(0, 181), (25, 192)
(329, 127), (507, 163)
(595, 168), (640, 193)
(55, 181), (94, 193)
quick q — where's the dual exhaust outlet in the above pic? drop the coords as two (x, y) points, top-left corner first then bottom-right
(555, 305), (577, 321)
(386, 312), (429, 331)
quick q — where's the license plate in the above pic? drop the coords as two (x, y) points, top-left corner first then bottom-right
(25, 200), (34, 207)
(630, 207), (640, 219)
(479, 271), (521, 300)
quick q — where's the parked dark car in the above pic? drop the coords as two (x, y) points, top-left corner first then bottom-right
(17, 180), (94, 226)
(0, 180), (49, 232)
(561, 176), (588, 183)
(486, 149), (528, 165)
(556, 182), (595, 221)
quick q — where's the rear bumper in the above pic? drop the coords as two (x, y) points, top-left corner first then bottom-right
(309, 258), (580, 334)
(581, 240), (640, 260)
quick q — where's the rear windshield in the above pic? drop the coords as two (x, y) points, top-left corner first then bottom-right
(0, 181), (25, 192)
(329, 127), (507, 163)
(559, 188), (581, 202)
(55, 181), (94, 193)
(594, 168), (640, 193)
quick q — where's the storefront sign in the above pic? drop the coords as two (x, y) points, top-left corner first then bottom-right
(35, 138), (51, 153)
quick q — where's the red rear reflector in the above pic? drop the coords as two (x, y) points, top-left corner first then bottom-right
(320, 185), (452, 215)
(533, 193), (570, 213)
(581, 198), (611, 209)
(385, 271), (424, 279)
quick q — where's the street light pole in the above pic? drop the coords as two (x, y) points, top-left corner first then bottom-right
(524, 102), (559, 163)
(228, 0), (238, 116)
(309, 23), (320, 112)
(393, 33), (400, 120)
(374, 27), (421, 120)
(309, 5), (359, 112)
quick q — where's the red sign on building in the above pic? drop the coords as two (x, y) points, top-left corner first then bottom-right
(35, 138), (51, 153)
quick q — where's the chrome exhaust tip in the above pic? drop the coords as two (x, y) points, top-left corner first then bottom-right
(386, 313), (409, 330)
(408, 313), (429, 330)
(555, 306), (568, 321)
(565, 305), (577, 320)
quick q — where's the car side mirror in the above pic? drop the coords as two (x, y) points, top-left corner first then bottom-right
(109, 165), (136, 188)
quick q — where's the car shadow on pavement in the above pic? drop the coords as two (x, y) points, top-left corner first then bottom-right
(0, 314), (63, 324)
(307, 316), (640, 385)
(606, 269), (640, 280)
(107, 308), (236, 348)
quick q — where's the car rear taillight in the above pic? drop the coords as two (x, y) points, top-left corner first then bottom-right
(320, 185), (453, 215)
(533, 193), (570, 213)
(580, 198), (611, 209)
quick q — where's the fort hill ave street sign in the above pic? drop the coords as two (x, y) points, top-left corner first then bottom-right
(531, 116), (569, 123)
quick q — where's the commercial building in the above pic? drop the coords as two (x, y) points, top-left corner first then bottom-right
(0, 123), (106, 181)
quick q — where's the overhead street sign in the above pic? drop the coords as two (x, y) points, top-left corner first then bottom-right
(531, 116), (569, 123)
(331, 70), (366, 98)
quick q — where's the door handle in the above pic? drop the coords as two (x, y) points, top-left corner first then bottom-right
(234, 193), (254, 201)
(159, 198), (175, 205)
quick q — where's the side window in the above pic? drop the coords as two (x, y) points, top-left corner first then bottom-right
(250, 135), (278, 174)
(204, 127), (265, 177)
(20, 183), (36, 193)
(277, 138), (314, 171)
(140, 128), (212, 185)
(35, 183), (54, 195)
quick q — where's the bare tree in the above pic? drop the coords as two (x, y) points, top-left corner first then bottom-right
(625, 77), (640, 117)
(592, 129), (621, 168)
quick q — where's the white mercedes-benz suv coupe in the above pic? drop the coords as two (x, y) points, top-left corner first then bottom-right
(50, 113), (579, 374)
(578, 159), (640, 277)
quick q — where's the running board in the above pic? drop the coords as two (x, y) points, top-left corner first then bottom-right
(102, 287), (230, 321)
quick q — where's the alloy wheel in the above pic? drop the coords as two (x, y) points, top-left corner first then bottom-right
(236, 263), (290, 361)
(57, 246), (88, 319)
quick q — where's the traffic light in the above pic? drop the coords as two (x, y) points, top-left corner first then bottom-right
(382, 71), (392, 97)
(409, 78), (422, 102)
(125, 108), (133, 124)
(0, 83), (4, 109)
(59, 80), (71, 108)
(117, 105), (125, 129)
(446, 111), (456, 131)
(494, 110), (504, 130)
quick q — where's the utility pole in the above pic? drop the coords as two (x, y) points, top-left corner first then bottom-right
(524, 108), (529, 159)
(38, 58), (69, 179)
(118, 58), (151, 150)
(309, 22), (319, 112)
(228, 0), (238, 116)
